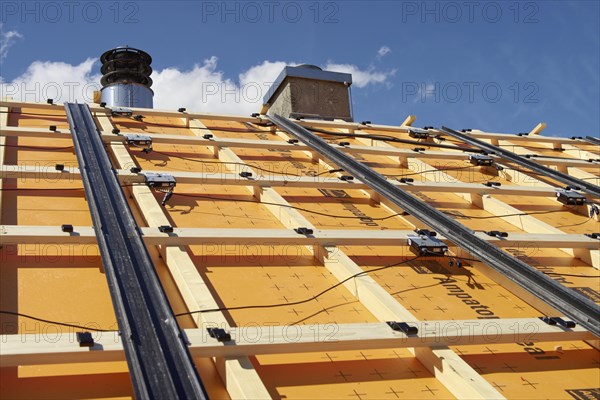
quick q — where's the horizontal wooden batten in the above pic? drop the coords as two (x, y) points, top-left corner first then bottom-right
(1, 225), (598, 250)
(2, 125), (597, 168)
(1, 318), (593, 367)
(1, 165), (585, 199)
(1, 99), (587, 145)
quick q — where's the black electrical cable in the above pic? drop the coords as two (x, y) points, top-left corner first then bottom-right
(306, 126), (481, 153)
(313, 168), (344, 176)
(0, 109), (271, 134)
(0, 187), (84, 191)
(446, 254), (599, 278)
(125, 115), (270, 134)
(385, 165), (477, 178)
(0, 143), (75, 151)
(175, 254), (423, 317)
(0, 256), (423, 331)
(169, 192), (407, 221)
(150, 149), (303, 177)
(555, 219), (597, 229)
(0, 110), (68, 118)
(0, 184), (138, 192)
(0, 311), (112, 332)
(544, 272), (600, 278)
(7, 182), (576, 224)
(444, 208), (577, 220)
(433, 130), (581, 152)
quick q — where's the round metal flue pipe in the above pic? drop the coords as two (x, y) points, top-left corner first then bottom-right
(99, 46), (154, 109)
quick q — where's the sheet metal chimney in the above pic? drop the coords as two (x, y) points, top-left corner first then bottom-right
(263, 64), (353, 121)
(100, 46), (154, 109)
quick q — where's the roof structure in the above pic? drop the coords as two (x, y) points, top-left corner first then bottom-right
(0, 97), (599, 399)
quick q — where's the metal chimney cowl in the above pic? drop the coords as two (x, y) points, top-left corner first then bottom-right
(263, 64), (353, 121)
(99, 46), (154, 109)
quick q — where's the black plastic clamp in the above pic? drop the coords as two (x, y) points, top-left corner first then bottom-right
(207, 327), (231, 342)
(387, 321), (418, 335)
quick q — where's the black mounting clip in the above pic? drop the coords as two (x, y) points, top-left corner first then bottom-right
(207, 327), (232, 342)
(61, 224), (74, 233)
(294, 227), (314, 235)
(76, 332), (94, 347)
(158, 225), (174, 233)
(540, 317), (576, 328)
(483, 181), (501, 187)
(387, 321), (418, 335)
(485, 231), (508, 238)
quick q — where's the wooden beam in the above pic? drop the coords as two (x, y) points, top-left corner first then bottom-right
(3, 125), (595, 168)
(529, 122), (547, 135)
(1, 318), (592, 367)
(1, 99), (587, 146)
(3, 225), (598, 250)
(400, 115), (416, 127)
(5, 163), (581, 200)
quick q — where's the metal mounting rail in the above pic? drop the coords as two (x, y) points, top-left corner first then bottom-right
(64, 103), (208, 400)
(438, 126), (600, 198)
(584, 135), (600, 146)
(268, 114), (600, 337)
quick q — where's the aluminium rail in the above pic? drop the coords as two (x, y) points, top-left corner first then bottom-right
(268, 114), (600, 337)
(438, 126), (600, 198)
(64, 103), (208, 400)
(584, 135), (600, 146)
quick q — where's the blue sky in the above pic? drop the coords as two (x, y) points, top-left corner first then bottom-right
(1, 1), (598, 137)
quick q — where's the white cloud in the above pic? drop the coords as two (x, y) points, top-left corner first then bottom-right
(377, 46), (391, 58)
(415, 82), (436, 103)
(0, 24), (23, 62)
(1, 56), (394, 112)
(152, 58), (293, 115)
(0, 58), (100, 103)
(324, 63), (396, 88)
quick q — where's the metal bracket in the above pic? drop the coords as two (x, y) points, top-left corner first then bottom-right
(124, 133), (153, 153)
(143, 172), (176, 189)
(110, 106), (133, 117)
(556, 189), (587, 206)
(408, 128), (430, 139)
(469, 154), (494, 166)
(407, 234), (448, 256)
(143, 173), (176, 206)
